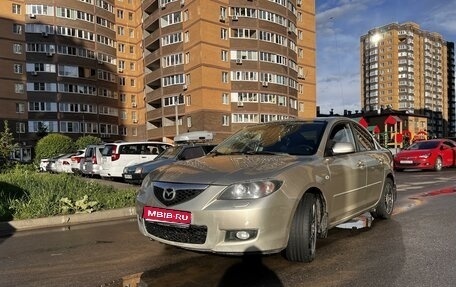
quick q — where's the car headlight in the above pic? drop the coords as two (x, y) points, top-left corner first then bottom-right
(134, 167), (143, 174)
(219, 180), (282, 200)
(418, 153), (431, 159)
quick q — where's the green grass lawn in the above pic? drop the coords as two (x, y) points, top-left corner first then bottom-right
(0, 164), (137, 222)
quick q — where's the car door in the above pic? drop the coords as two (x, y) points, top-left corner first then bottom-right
(440, 141), (455, 166)
(352, 123), (386, 209)
(324, 122), (368, 224)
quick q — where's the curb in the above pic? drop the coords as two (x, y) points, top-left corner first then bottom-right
(0, 207), (137, 234)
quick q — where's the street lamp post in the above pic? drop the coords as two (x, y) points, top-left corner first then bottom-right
(175, 95), (180, 136)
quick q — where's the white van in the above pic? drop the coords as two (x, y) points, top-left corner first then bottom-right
(99, 141), (172, 179)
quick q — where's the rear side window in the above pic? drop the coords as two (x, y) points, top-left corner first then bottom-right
(101, 145), (116, 156)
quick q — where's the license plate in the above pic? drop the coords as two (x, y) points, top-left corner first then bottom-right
(400, 160), (413, 164)
(124, 174), (132, 179)
(142, 206), (191, 225)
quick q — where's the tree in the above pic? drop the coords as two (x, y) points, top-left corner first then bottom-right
(75, 135), (102, 149)
(0, 120), (18, 163)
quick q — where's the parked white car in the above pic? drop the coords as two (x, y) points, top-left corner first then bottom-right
(54, 150), (85, 173)
(99, 141), (172, 180)
(79, 144), (105, 177)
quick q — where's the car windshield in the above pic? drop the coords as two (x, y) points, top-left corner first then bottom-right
(212, 121), (327, 156)
(155, 145), (184, 160)
(407, 141), (439, 150)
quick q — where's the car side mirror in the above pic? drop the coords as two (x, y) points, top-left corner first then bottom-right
(332, 142), (355, 155)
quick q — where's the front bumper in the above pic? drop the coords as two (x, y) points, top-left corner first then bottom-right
(136, 185), (294, 255)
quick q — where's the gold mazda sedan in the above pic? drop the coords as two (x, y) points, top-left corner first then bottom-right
(136, 117), (396, 262)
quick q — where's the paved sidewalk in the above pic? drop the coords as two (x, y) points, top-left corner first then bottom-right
(0, 207), (136, 235)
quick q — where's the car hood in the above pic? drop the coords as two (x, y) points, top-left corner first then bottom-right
(147, 154), (308, 185)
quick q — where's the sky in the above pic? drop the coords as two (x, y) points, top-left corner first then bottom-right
(315, 0), (456, 114)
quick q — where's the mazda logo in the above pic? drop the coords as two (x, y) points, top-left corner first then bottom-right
(163, 188), (176, 201)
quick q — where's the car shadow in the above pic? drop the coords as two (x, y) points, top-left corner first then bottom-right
(126, 218), (404, 287)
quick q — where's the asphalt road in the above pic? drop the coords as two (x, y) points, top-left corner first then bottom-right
(1, 169), (456, 287)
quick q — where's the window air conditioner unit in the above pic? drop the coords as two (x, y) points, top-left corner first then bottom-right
(219, 15), (226, 22)
(46, 52), (54, 57)
(183, 84), (188, 90)
(180, 0), (185, 6)
(31, 71), (38, 76)
(161, 4), (166, 9)
(118, 68), (123, 73)
(232, 15), (238, 21)
(133, 119), (138, 124)
(30, 14), (36, 19)
(262, 81), (268, 87)
(42, 32), (48, 37)
(236, 59), (242, 64)
(297, 0), (302, 6)
(98, 60), (103, 64)
(237, 101), (244, 107)
(132, 103), (137, 108)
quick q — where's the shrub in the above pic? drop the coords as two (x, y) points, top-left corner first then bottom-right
(34, 134), (75, 164)
(75, 135), (103, 150)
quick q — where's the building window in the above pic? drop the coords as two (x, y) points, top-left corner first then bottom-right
(186, 95), (191, 106)
(222, 93), (229, 104)
(117, 9), (124, 18)
(120, 127), (127, 136)
(222, 72), (228, 83)
(221, 28), (228, 40)
(221, 50), (228, 61)
(120, 93), (126, 103)
(184, 31), (189, 42)
(118, 43), (125, 52)
(129, 45), (134, 53)
(129, 28), (134, 38)
(130, 79), (136, 86)
(222, 115), (230, 126)
(16, 103), (25, 113)
(16, 122), (26, 133)
(185, 52), (190, 64)
(13, 43), (22, 54)
(129, 62), (135, 71)
(118, 60), (125, 69)
(120, 110), (127, 119)
(299, 102), (304, 112)
(132, 127), (137, 136)
(117, 26), (124, 35)
(187, 116), (192, 128)
(14, 64), (23, 74)
(128, 12), (133, 21)
(119, 77), (126, 86)
(12, 4), (21, 14)
(131, 95), (137, 107)
(13, 24), (23, 34)
(15, 83), (24, 93)
(185, 74), (190, 85)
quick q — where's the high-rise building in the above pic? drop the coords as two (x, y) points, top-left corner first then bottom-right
(0, 0), (316, 147)
(143, 0), (316, 143)
(360, 22), (455, 138)
(0, 0), (144, 146)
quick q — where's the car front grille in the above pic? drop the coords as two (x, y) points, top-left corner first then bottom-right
(153, 182), (208, 206)
(144, 221), (207, 244)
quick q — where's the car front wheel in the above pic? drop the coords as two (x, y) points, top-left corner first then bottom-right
(284, 193), (318, 262)
(434, 156), (442, 171)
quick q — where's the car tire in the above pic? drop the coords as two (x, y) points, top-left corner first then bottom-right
(434, 156), (442, 171)
(284, 192), (318, 263)
(371, 178), (395, 219)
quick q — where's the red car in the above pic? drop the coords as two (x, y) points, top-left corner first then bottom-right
(393, 139), (456, 171)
